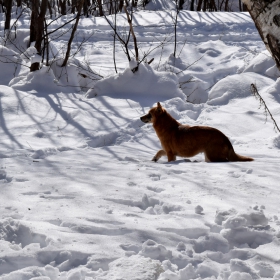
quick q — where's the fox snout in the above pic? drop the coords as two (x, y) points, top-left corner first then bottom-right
(140, 113), (152, 123)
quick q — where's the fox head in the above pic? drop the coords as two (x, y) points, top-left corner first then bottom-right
(140, 102), (164, 123)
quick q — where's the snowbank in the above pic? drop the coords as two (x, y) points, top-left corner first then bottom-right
(243, 50), (280, 78)
(0, 46), (21, 85)
(9, 66), (65, 94)
(86, 62), (186, 106)
(208, 72), (274, 105)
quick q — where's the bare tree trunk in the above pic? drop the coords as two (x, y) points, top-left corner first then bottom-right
(17, 0), (22, 6)
(119, 0), (123, 11)
(197, 0), (202, 11)
(71, 0), (77, 13)
(96, 0), (103, 16)
(30, 0), (39, 45)
(48, 0), (53, 18)
(210, 0), (217, 11)
(142, 0), (148, 8)
(173, 0), (179, 57)
(242, 0), (280, 70)
(202, 0), (207, 11)
(124, 5), (138, 62)
(31, 0), (48, 72)
(239, 0), (242, 11)
(59, 0), (67, 14)
(34, 0), (48, 53)
(224, 0), (229, 11)
(83, 0), (89, 16)
(179, 0), (184, 10)
(190, 0), (195, 10)
(113, 10), (117, 73)
(4, 0), (12, 31)
(44, 19), (50, 66)
(61, 0), (84, 67)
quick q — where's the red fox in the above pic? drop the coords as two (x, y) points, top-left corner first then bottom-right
(140, 102), (253, 162)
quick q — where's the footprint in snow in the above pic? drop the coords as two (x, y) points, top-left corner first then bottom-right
(14, 177), (29, 182)
(60, 221), (132, 236)
(195, 205), (204, 215)
(149, 173), (161, 181)
(0, 219), (48, 248)
(105, 194), (182, 214)
(0, 170), (12, 182)
(127, 182), (137, 187)
(147, 186), (165, 193)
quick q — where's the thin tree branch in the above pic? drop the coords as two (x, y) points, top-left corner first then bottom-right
(251, 83), (280, 133)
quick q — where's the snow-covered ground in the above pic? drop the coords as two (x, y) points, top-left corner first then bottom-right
(0, 6), (280, 280)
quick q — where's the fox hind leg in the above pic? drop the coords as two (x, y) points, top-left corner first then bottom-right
(204, 151), (229, 162)
(152, 150), (166, 162)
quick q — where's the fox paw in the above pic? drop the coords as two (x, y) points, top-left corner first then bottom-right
(152, 157), (158, 162)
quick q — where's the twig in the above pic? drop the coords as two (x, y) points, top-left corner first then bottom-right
(177, 38), (188, 58)
(124, 5), (139, 72)
(205, 74), (229, 91)
(179, 77), (195, 89)
(251, 83), (280, 133)
(175, 54), (205, 75)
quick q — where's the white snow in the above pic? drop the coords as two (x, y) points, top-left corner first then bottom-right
(0, 4), (280, 280)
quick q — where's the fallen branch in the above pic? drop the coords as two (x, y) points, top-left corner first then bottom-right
(251, 83), (280, 133)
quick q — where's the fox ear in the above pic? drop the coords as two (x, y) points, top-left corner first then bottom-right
(157, 102), (162, 112)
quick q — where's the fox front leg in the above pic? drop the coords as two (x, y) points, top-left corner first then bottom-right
(152, 150), (166, 162)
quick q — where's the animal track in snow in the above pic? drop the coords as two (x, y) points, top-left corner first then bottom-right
(105, 194), (182, 214)
(60, 222), (132, 236)
(198, 47), (222, 57)
(147, 186), (165, 193)
(148, 173), (161, 181)
(85, 218), (124, 226)
(0, 169), (12, 182)
(14, 177), (29, 182)
(0, 219), (48, 248)
(120, 243), (142, 254)
(158, 226), (209, 239)
(168, 169), (187, 175)
(39, 194), (74, 200)
(134, 207), (279, 280)
(21, 191), (39, 195)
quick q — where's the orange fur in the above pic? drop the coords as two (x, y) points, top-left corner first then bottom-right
(140, 102), (253, 163)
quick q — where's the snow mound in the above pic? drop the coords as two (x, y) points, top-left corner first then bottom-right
(49, 57), (100, 91)
(139, 239), (172, 261)
(265, 77), (280, 103)
(0, 46), (21, 85)
(153, 207), (278, 280)
(96, 255), (163, 280)
(86, 62), (185, 106)
(243, 50), (280, 78)
(223, 210), (268, 229)
(208, 72), (274, 105)
(9, 66), (65, 94)
(254, 261), (275, 278)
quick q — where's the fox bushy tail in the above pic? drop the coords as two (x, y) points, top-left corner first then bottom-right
(228, 149), (254, 162)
